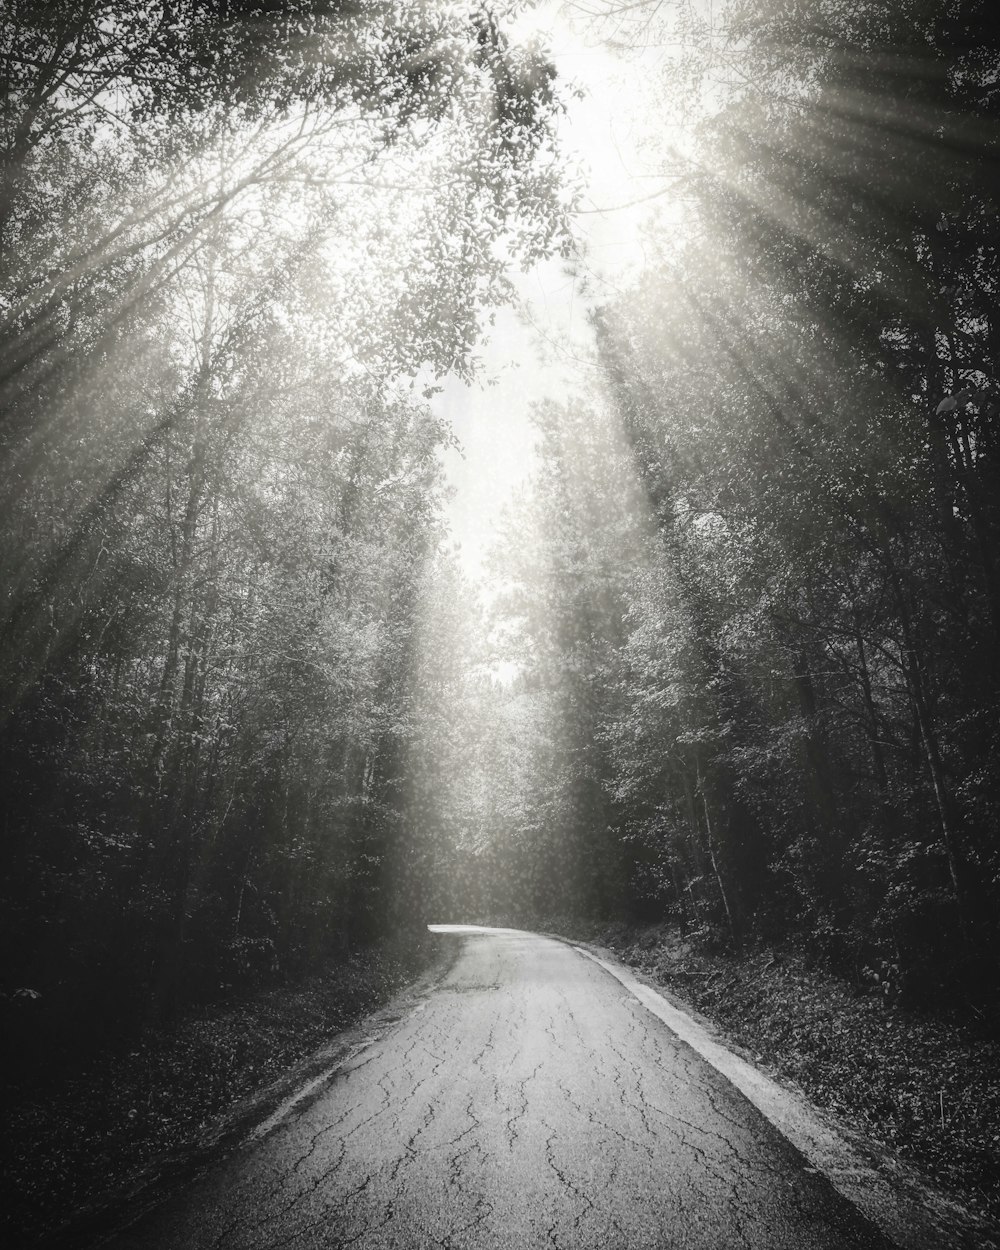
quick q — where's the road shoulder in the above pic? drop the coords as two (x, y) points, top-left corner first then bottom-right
(17, 938), (461, 1248)
(555, 933), (998, 1250)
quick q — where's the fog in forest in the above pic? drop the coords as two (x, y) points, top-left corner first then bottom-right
(4, 2), (1000, 1235)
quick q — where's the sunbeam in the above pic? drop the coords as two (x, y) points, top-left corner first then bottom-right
(4, 1), (1000, 1242)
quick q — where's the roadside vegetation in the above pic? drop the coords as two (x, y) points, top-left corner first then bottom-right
(5, 934), (442, 1246)
(1, 0), (568, 1055)
(555, 919), (1000, 1234)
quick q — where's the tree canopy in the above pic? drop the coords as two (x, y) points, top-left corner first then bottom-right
(4, 0), (1000, 1060)
(1, 0), (571, 1039)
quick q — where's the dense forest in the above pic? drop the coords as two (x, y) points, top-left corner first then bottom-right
(3, 0), (999, 1074)
(0, 0), (570, 1046)
(412, 0), (1000, 1013)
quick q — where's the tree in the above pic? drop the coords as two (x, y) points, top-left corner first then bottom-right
(586, 0), (1000, 997)
(0, 0), (573, 1041)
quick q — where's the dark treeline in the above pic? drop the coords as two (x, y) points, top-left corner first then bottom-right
(0, 0), (568, 1049)
(457, 0), (1000, 1013)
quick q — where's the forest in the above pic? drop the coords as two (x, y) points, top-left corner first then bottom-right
(3, 0), (999, 1083)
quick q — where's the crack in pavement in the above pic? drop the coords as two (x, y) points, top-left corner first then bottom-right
(99, 929), (899, 1250)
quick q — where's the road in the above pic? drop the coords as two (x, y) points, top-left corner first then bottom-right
(96, 926), (892, 1250)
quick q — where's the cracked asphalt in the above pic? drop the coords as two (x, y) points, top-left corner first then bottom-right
(99, 927), (893, 1249)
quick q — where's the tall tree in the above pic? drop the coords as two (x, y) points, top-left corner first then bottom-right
(0, 0), (572, 1041)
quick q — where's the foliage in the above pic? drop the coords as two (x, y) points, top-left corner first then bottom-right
(0, 0), (570, 1042)
(445, 0), (1000, 1015)
(581, 0), (1000, 1003)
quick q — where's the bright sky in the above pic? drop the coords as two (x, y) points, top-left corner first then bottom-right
(437, 1), (676, 576)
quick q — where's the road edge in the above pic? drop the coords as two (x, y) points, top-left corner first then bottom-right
(39, 940), (464, 1248)
(552, 934), (996, 1250)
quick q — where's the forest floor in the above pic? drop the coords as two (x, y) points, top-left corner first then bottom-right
(554, 919), (1000, 1233)
(5, 933), (443, 1247)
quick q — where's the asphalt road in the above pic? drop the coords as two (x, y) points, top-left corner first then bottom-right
(97, 926), (892, 1250)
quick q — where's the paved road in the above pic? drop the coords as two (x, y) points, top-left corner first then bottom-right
(98, 927), (891, 1249)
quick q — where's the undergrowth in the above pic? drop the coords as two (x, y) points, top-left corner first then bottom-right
(579, 920), (1000, 1227)
(5, 934), (440, 1246)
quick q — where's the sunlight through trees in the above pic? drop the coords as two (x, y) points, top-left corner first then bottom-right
(3, 0), (999, 1067)
(1, 0), (571, 1035)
